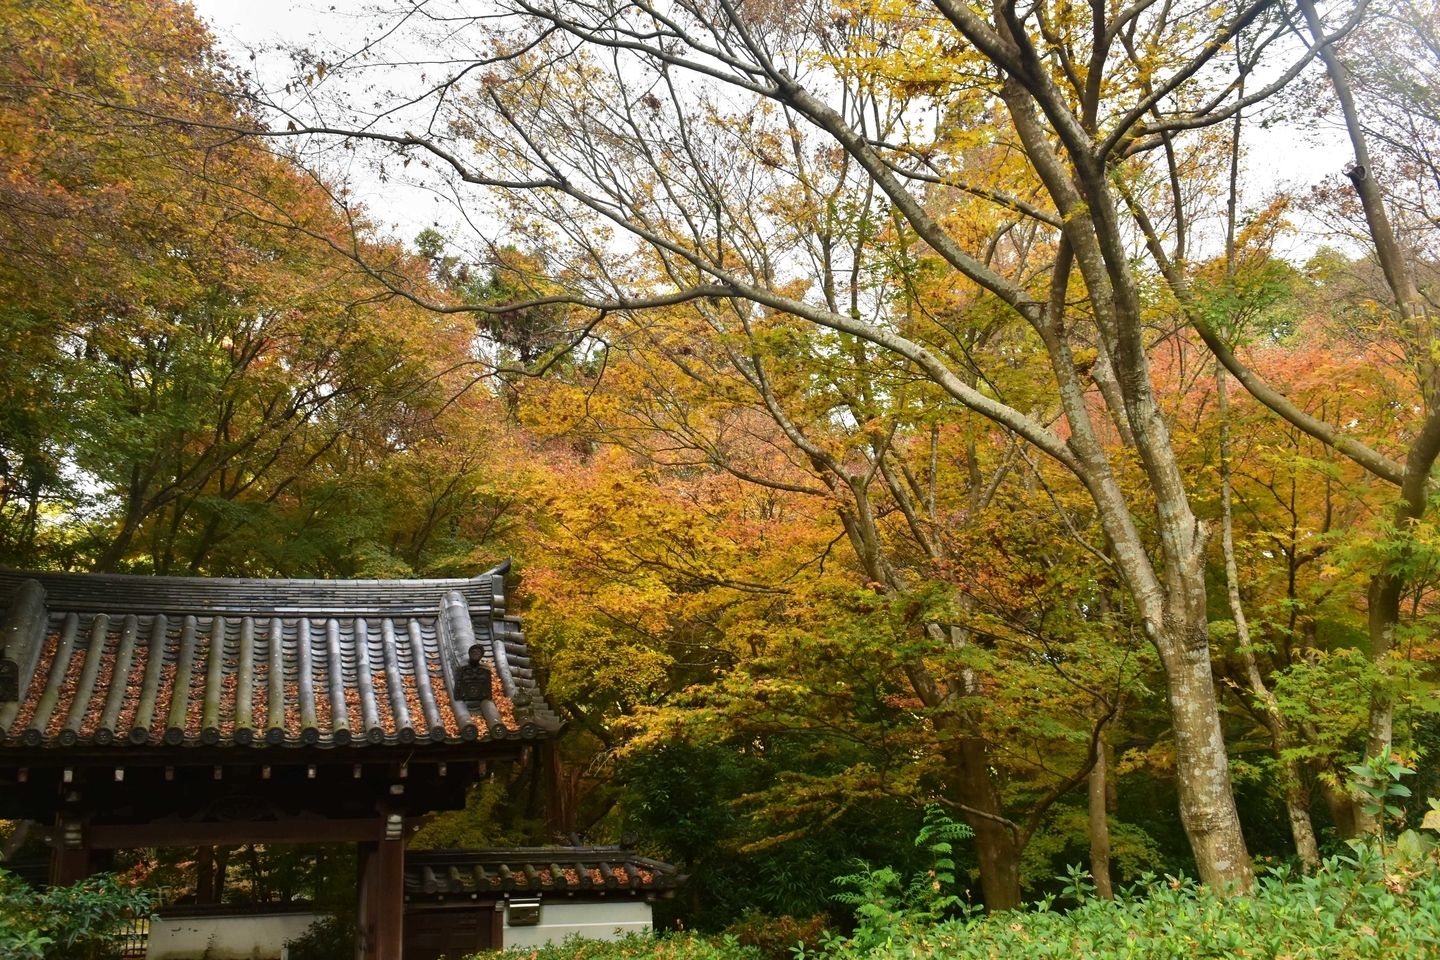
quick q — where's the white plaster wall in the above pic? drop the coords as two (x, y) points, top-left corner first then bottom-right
(145, 911), (326, 960)
(503, 900), (653, 949)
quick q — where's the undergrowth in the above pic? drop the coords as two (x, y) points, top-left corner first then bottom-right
(503, 809), (1440, 960)
(0, 869), (155, 960)
(812, 843), (1440, 958)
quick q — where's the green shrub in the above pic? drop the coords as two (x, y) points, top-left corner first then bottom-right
(817, 843), (1440, 958)
(283, 915), (355, 960)
(0, 869), (155, 960)
(501, 931), (761, 960)
(482, 797), (1440, 959)
(724, 909), (829, 960)
(489, 842), (1440, 960)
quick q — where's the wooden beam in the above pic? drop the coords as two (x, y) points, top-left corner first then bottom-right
(87, 818), (386, 849)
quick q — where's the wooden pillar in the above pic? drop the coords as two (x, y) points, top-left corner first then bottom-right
(49, 818), (90, 887)
(491, 900), (505, 950)
(374, 834), (404, 959)
(358, 818), (405, 960)
(196, 846), (216, 903)
(357, 842), (376, 960)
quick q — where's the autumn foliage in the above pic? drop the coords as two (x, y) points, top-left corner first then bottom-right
(4, 0), (1440, 936)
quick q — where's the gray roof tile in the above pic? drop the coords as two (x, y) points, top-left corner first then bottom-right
(0, 563), (560, 749)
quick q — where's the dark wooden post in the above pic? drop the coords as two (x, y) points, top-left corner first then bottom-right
(358, 817), (405, 960)
(197, 846), (216, 903)
(375, 832), (405, 959)
(357, 841), (376, 960)
(49, 817), (90, 887)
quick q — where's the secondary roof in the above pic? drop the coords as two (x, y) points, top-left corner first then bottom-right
(406, 845), (688, 899)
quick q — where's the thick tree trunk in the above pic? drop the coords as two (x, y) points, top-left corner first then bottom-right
(941, 729), (1022, 910)
(1158, 635), (1253, 890)
(1088, 740), (1114, 899)
(1317, 772), (1359, 838)
(907, 648), (1022, 911)
(996, 71), (1255, 890)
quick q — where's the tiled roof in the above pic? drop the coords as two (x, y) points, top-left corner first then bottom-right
(0, 563), (561, 749)
(405, 846), (688, 897)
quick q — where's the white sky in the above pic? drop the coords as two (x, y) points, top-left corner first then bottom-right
(191, 0), (453, 242)
(190, 0), (1357, 260)
(193, 0), (368, 55)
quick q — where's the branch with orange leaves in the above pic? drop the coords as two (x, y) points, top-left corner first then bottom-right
(1117, 178), (1406, 488)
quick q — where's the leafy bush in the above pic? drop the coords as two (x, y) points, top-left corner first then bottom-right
(817, 843), (1440, 959)
(724, 909), (829, 960)
(283, 915), (354, 960)
(491, 841), (1440, 960)
(0, 869), (155, 960)
(502, 931), (760, 960)
(832, 804), (973, 932)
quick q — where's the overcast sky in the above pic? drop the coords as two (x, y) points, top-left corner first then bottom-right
(190, 0), (1357, 261)
(194, 0), (342, 51)
(191, 1), (452, 241)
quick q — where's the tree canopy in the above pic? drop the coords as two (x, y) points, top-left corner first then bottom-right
(4, 0), (1440, 926)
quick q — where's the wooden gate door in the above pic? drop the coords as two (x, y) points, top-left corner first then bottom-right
(403, 906), (497, 960)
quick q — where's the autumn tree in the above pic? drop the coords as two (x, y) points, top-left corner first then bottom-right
(226, 0), (1399, 893)
(1162, 0), (1440, 835)
(0, 0), (491, 577)
(505, 279), (1150, 905)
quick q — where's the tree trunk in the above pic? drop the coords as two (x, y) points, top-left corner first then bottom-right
(0, 820), (33, 861)
(838, 491), (1026, 913)
(995, 71), (1256, 891)
(941, 726), (1021, 910)
(905, 646), (1023, 911)
(92, 490), (145, 572)
(214, 846), (231, 902)
(1356, 573), (1402, 833)
(543, 738), (576, 840)
(1157, 635), (1253, 890)
(1088, 740), (1114, 899)
(1278, 756), (1321, 866)
(1218, 365), (1321, 866)
(1354, 416), (1440, 829)
(1316, 773), (1359, 838)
